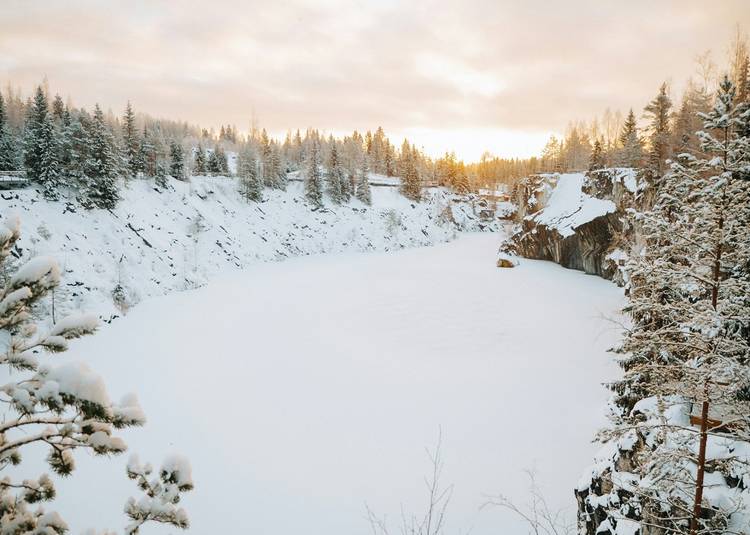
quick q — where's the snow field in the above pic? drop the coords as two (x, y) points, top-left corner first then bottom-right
(36, 233), (624, 535)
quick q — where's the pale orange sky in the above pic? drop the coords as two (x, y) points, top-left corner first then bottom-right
(1, 0), (749, 160)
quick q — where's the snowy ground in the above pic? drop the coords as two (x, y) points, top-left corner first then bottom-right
(34, 232), (624, 535)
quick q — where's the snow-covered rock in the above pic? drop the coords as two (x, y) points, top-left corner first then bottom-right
(504, 170), (639, 283)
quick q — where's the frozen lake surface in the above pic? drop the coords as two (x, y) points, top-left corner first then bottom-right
(48, 233), (624, 535)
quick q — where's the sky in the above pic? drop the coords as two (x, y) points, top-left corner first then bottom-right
(1, 0), (749, 161)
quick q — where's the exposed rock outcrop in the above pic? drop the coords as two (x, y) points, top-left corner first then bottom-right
(504, 169), (641, 285)
(510, 211), (626, 279)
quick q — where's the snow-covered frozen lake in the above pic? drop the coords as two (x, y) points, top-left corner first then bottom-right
(51, 233), (624, 535)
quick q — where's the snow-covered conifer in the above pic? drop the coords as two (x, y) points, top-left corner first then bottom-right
(399, 140), (422, 202)
(643, 83), (673, 179)
(64, 112), (91, 188)
(138, 127), (156, 177)
(618, 108), (642, 168)
(207, 146), (221, 175)
(238, 146), (262, 202)
(270, 143), (287, 189)
(23, 86), (62, 199)
(587, 76), (750, 535)
(260, 129), (274, 187)
(326, 141), (345, 203)
(355, 152), (371, 205)
(0, 94), (18, 170)
(81, 104), (120, 209)
(122, 102), (140, 178)
(193, 144), (206, 175)
(0, 219), (193, 534)
(304, 135), (323, 208)
(169, 141), (185, 180)
(51, 94), (65, 123)
(588, 139), (605, 171)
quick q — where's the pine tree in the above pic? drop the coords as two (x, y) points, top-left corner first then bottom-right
(217, 145), (229, 175)
(304, 135), (323, 208)
(155, 161), (169, 188)
(207, 146), (222, 175)
(122, 101), (140, 178)
(64, 111), (91, 186)
(595, 76), (750, 535)
(293, 129), (304, 169)
(643, 82), (673, 179)
(399, 140), (422, 201)
(384, 143), (395, 177)
(270, 143), (286, 189)
(0, 93), (17, 170)
(0, 220), (194, 535)
(326, 141), (344, 203)
(260, 129), (275, 187)
(138, 127), (156, 177)
(541, 135), (563, 172)
(589, 139), (605, 171)
(238, 146), (262, 202)
(193, 144), (207, 175)
(37, 116), (61, 199)
(50, 94), (64, 122)
(82, 104), (120, 209)
(355, 153), (371, 205)
(618, 109), (642, 167)
(23, 86), (61, 200)
(169, 141), (185, 180)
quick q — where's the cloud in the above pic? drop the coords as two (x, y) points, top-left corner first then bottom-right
(0, 0), (748, 158)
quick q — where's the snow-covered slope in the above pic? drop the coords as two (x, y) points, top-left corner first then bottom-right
(530, 173), (616, 238)
(1, 176), (494, 317)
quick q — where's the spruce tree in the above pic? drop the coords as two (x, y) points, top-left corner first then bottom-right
(193, 145), (206, 175)
(596, 76), (750, 535)
(51, 94), (65, 122)
(260, 129), (274, 187)
(169, 141), (185, 180)
(23, 86), (61, 199)
(355, 153), (372, 205)
(238, 146), (262, 202)
(64, 112), (91, 187)
(399, 140), (422, 201)
(588, 139), (605, 170)
(270, 143), (286, 189)
(643, 82), (673, 179)
(618, 109), (642, 167)
(217, 146), (229, 175)
(0, 93), (17, 170)
(326, 141), (344, 203)
(82, 104), (120, 209)
(37, 116), (61, 199)
(293, 129), (304, 169)
(138, 127), (156, 177)
(155, 161), (169, 188)
(207, 146), (221, 175)
(122, 101), (140, 178)
(304, 136), (323, 208)
(384, 143), (395, 177)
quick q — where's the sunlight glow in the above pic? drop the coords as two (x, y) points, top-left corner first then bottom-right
(393, 127), (554, 161)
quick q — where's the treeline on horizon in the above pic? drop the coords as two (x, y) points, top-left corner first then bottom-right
(0, 29), (748, 206)
(0, 80), (511, 210)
